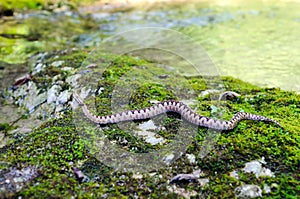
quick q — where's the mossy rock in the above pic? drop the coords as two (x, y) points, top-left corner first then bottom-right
(0, 52), (299, 198)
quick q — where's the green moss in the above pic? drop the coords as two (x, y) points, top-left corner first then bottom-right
(0, 0), (89, 14)
(5, 125), (82, 168)
(0, 122), (15, 135)
(0, 52), (299, 198)
(129, 83), (177, 109)
(0, 0), (43, 11)
(30, 50), (89, 91)
(188, 78), (207, 92)
(49, 51), (89, 69)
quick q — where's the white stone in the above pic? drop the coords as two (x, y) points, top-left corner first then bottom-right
(132, 173), (143, 179)
(200, 89), (220, 97)
(186, 154), (196, 164)
(32, 63), (46, 75)
(57, 90), (71, 105)
(243, 158), (274, 178)
(66, 74), (82, 88)
(138, 120), (157, 130)
(51, 60), (64, 67)
(144, 136), (164, 145)
(230, 170), (239, 180)
(235, 184), (262, 198)
(61, 67), (73, 71)
(198, 178), (209, 186)
(263, 184), (271, 193)
(163, 154), (175, 165)
(47, 85), (61, 104)
(134, 120), (165, 145)
(167, 185), (197, 198)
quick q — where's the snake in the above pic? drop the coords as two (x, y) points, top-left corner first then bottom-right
(73, 93), (282, 130)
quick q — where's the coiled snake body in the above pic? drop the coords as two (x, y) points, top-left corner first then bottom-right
(73, 93), (282, 130)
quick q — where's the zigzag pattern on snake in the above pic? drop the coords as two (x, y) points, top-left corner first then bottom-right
(73, 93), (282, 130)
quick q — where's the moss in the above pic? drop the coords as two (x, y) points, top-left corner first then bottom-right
(191, 87), (299, 198)
(0, 122), (15, 135)
(0, 52), (299, 198)
(49, 51), (89, 69)
(30, 50), (89, 92)
(0, 0), (43, 12)
(5, 125), (82, 168)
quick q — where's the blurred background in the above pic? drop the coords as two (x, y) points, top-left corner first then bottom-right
(1, 0), (300, 92)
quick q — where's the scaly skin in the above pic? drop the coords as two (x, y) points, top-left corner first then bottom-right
(73, 93), (282, 130)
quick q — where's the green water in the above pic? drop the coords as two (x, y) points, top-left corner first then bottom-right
(0, 0), (299, 92)
(180, 1), (300, 93)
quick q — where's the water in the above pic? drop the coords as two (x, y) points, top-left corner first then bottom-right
(1, 0), (299, 93)
(90, 1), (300, 93)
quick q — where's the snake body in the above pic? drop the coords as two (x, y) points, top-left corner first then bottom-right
(73, 93), (282, 130)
